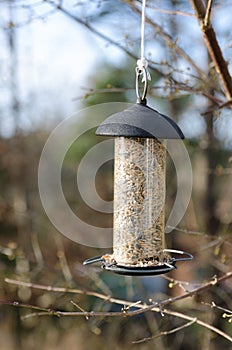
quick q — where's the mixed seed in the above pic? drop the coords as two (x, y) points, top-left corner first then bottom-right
(105, 136), (171, 268)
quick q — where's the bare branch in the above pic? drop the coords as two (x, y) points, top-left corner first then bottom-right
(132, 318), (197, 344)
(162, 308), (232, 343)
(43, 0), (164, 76)
(14, 306), (232, 342)
(136, 1), (195, 17)
(2, 9), (57, 29)
(202, 301), (232, 318)
(190, 0), (232, 100)
(5, 271), (232, 314)
(4, 277), (112, 301)
(44, 0), (206, 91)
(16, 301), (232, 342)
(0, 300), (60, 317)
(130, 3), (207, 80)
(201, 99), (232, 115)
(55, 236), (73, 283)
(70, 300), (89, 320)
(74, 83), (226, 107)
(73, 87), (133, 101)
(166, 225), (205, 236)
(3, 272), (232, 343)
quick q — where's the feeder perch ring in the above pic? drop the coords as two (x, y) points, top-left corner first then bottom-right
(83, 249), (193, 276)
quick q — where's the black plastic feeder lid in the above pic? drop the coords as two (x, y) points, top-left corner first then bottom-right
(96, 103), (184, 139)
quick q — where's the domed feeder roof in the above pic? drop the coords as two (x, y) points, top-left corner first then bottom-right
(96, 103), (184, 139)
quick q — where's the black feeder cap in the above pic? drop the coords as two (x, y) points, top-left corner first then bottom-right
(96, 102), (184, 139)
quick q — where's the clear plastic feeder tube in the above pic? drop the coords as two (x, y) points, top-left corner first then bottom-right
(113, 137), (170, 267)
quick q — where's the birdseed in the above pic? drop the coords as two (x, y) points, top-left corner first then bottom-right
(110, 137), (171, 267)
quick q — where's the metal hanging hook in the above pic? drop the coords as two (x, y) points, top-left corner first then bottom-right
(135, 65), (149, 104)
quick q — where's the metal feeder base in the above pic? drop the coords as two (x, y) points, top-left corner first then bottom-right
(102, 262), (176, 276)
(83, 249), (193, 276)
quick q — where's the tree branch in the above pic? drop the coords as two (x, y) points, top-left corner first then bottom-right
(132, 319), (197, 344)
(190, 0), (232, 100)
(161, 308), (232, 343)
(44, 0), (205, 93)
(43, 0), (162, 78)
(130, 2), (207, 80)
(5, 271), (232, 310)
(1, 297), (231, 344)
(3, 272), (232, 343)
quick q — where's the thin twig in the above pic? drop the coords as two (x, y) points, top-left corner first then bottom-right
(132, 318), (197, 344)
(31, 232), (44, 267)
(45, 0), (207, 91)
(135, 1), (195, 17)
(166, 226), (232, 249)
(5, 271), (232, 311)
(130, 3), (206, 80)
(74, 83), (225, 107)
(44, 0), (162, 77)
(199, 237), (224, 253)
(55, 236), (73, 284)
(4, 278), (112, 301)
(0, 300), (60, 317)
(70, 300), (89, 320)
(162, 275), (198, 292)
(151, 83), (224, 105)
(3, 272), (232, 342)
(21, 309), (232, 342)
(1, 295), (232, 343)
(72, 87), (133, 101)
(21, 312), (53, 319)
(3, 9), (57, 29)
(202, 301), (232, 316)
(162, 308), (232, 343)
(122, 300), (142, 311)
(166, 225), (205, 236)
(201, 99), (232, 115)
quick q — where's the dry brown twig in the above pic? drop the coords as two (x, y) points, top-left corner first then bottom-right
(3, 271), (232, 343)
(190, 0), (232, 100)
(130, 2), (206, 80)
(201, 301), (232, 320)
(132, 318), (197, 344)
(42, 0), (232, 112)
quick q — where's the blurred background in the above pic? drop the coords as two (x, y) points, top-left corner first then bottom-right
(0, 0), (231, 349)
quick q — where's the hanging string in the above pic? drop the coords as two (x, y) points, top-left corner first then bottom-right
(136, 0), (151, 103)
(140, 0), (146, 61)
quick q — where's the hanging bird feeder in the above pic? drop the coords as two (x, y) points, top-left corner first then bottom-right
(83, 0), (193, 276)
(83, 102), (193, 275)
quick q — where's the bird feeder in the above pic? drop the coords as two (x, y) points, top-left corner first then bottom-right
(83, 0), (192, 275)
(83, 102), (193, 276)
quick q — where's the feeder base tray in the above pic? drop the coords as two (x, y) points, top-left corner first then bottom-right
(102, 262), (176, 276)
(83, 249), (193, 276)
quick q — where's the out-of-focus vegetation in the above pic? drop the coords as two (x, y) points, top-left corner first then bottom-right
(0, 1), (232, 349)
